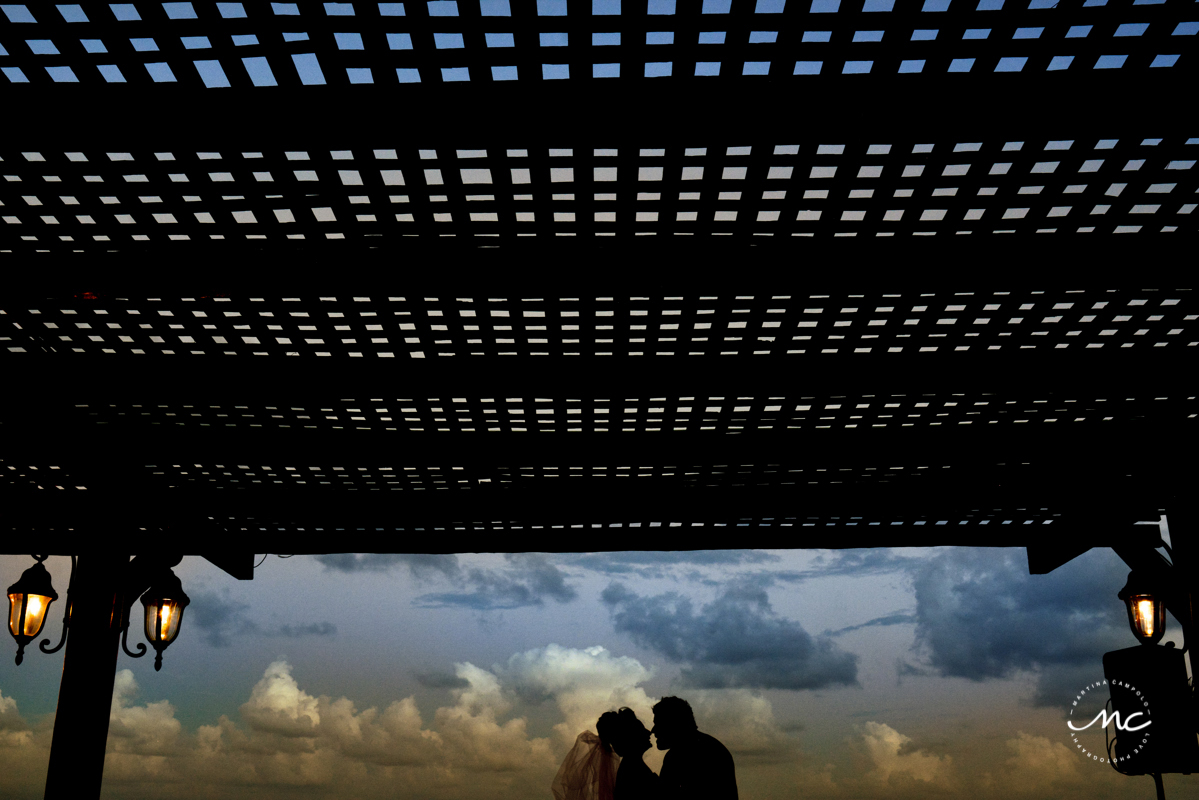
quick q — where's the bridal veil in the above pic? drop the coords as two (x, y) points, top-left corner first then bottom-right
(551, 731), (618, 800)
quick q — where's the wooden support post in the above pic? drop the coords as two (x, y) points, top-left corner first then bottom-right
(43, 553), (129, 800)
(1164, 507), (1199, 660)
(1163, 503), (1199, 763)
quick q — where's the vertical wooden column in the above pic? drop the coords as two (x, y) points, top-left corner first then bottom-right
(1164, 506), (1199, 657)
(1163, 502), (1199, 762)
(43, 552), (129, 800)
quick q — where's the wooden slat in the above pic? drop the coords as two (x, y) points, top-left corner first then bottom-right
(2, 342), (1193, 403)
(2, 237), (1197, 285)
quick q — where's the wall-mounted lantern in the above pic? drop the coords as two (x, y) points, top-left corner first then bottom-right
(9, 554), (191, 672)
(1117, 570), (1166, 646)
(6, 556), (59, 665)
(140, 569), (190, 671)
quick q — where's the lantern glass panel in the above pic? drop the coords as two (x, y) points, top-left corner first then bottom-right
(144, 598), (186, 645)
(1128, 593), (1165, 643)
(8, 592), (53, 638)
(7, 595), (21, 638)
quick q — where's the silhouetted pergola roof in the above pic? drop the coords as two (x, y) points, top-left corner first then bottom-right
(1, 1), (1193, 566)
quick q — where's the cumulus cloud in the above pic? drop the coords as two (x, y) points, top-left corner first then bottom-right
(0, 647), (1129, 800)
(997, 732), (1082, 792)
(324, 695), (444, 768)
(225, 660), (449, 768)
(0, 688), (34, 751)
(432, 662), (556, 773)
(0, 690), (49, 800)
(86, 658), (569, 799)
(909, 548), (1129, 698)
(498, 644), (656, 746)
(0, 688), (28, 734)
(601, 580), (858, 690)
(772, 721), (956, 800)
(684, 689), (794, 763)
(109, 670), (184, 756)
(857, 721), (954, 786)
(774, 722), (1107, 800)
(218, 656), (551, 773)
(91, 650), (664, 798)
(240, 660), (322, 738)
(187, 589), (337, 648)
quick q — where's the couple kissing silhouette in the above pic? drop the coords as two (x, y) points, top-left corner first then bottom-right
(551, 696), (738, 800)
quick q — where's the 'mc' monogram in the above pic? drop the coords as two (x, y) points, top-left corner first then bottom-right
(1068, 710), (1152, 733)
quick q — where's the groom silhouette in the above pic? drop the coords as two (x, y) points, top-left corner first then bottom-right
(651, 696), (738, 800)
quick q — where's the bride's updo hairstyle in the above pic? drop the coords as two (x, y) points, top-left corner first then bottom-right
(596, 707), (641, 751)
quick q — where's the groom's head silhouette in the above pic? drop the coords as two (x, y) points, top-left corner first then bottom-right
(650, 696), (697, 751)
(651, 696), (738, 799)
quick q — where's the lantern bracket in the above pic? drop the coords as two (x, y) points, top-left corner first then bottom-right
(119, 614), (147, 661)
(119, 554), (184, 610)
(38, 555), (75, 656)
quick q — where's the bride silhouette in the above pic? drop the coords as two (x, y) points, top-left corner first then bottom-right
(551, 708), (658, 800)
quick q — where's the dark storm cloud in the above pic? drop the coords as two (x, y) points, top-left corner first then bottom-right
(414, 670), (471, 689)
(315, 553), (577, 610)
(188, 589), (336, 646)
(273, 622), (337, 638)
(824, 612), (917, 637)
(601, 579), (858, 690)
(314, 553), (462, 580)
(896, 659), (933, 678)
(413, 553), (578, 610)
(1029, 662), (1114, 709)
(187, 589), (257, 647)
(769, 549), (921, 583)
(567, 550), (779, 578)
(909, 547), (1129, 686)
(507, 552), (577, 602)
(811, 548), (921, 576)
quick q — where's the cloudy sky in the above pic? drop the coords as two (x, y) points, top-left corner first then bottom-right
(1, 521), (1195, 800)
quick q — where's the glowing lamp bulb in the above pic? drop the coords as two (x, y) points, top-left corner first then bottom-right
(24, 596), (42, 630)
(1135, 599), (1156, 638)
(158, 604), (173, 639)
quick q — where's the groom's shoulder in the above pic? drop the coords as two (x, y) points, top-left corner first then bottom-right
(695, 731), (733, 759)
